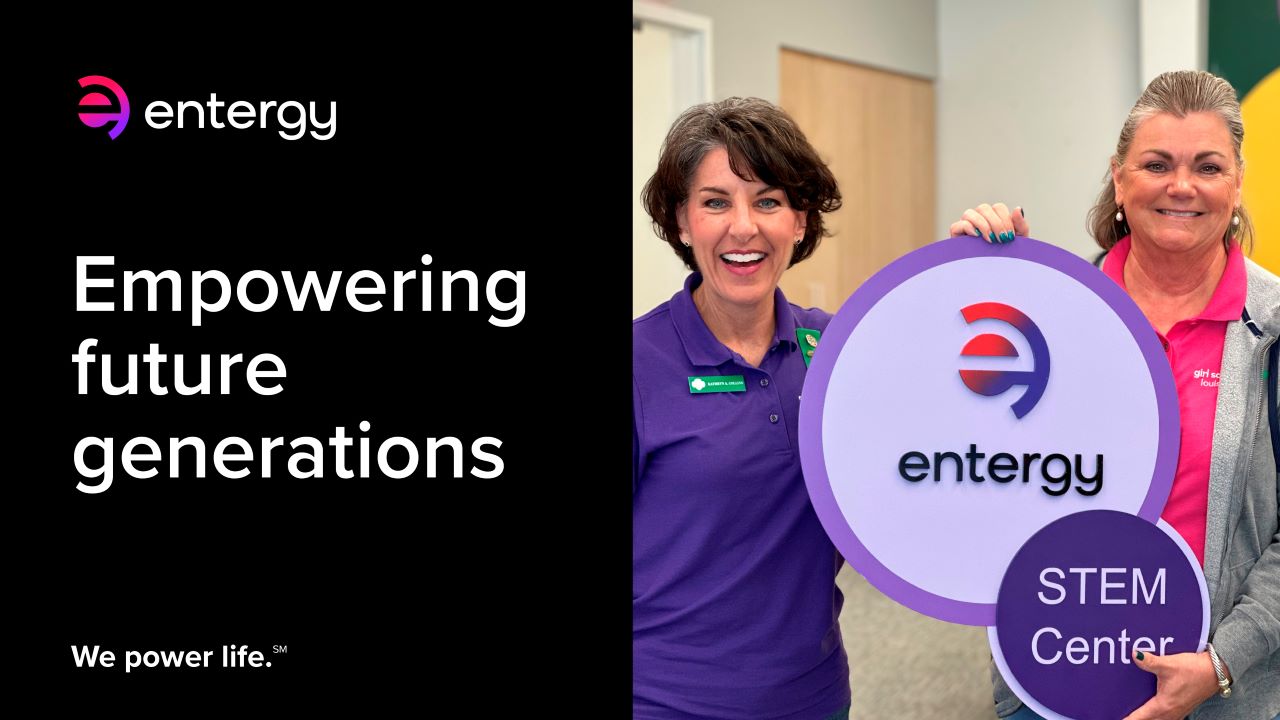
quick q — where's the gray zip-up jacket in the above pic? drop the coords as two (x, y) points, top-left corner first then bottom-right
(995, 257), (1279, 719)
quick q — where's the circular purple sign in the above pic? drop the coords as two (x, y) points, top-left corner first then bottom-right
(991, 510), (1208, 720)
(800, 237), (1179, 625)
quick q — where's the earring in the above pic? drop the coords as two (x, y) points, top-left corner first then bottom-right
(682, 240), (691, 247)
(1232, 214), (1240, 227)
(795, 236), (803, 245)
(1115, 208), (1124, 223)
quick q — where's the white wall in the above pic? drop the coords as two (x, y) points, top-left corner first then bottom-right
(1139, 0), (1206, 89)
(668, 0), (938, 100)
(634, 19), (688, 318)
(936, 0), (1140, 259)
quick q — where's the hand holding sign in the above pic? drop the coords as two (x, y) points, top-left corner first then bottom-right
(949, 202), (1029, 243)
(1122, 651), (1221, 720)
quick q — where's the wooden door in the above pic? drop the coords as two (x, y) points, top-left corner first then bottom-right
(779, 49), (935, 312)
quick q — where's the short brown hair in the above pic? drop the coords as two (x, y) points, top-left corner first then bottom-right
(641, 97), (842, 271)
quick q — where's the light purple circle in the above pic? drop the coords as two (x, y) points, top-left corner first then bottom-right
(990, 511), (1208, 720)
(799, 237), (1179, 625)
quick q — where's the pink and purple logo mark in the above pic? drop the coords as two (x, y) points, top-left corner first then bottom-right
(959, 302), (1051, 419)
(78, 75), (129, 140)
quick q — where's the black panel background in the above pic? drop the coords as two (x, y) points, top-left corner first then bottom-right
(17, 11), (630, 710)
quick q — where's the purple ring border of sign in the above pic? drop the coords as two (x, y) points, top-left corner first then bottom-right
(798, 236), (1181, 626)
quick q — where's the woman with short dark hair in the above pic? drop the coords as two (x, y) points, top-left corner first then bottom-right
(634, 97), (849, 720)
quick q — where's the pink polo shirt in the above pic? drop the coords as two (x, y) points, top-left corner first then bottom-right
(1102, 236), (1246, 567)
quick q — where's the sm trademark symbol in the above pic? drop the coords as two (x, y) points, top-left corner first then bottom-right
(273, 645), (287, 654)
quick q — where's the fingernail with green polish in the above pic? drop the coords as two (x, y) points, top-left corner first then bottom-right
(1004, 231), (1014, 242)
(974, 229), (983, 238)
(1136, 651), (1145, 661)
(989, 232), (998, 243)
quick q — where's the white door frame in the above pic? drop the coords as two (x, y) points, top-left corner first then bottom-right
(632, 1), (713, 107)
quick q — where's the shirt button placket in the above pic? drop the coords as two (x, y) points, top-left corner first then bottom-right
(757, 371), (783, 437)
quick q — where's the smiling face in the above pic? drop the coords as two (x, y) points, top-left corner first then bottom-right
(1113, 111), (1243, 257)
(677, 146), (806, 315)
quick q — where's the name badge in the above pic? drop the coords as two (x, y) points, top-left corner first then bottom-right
(688, 375), (746, 394)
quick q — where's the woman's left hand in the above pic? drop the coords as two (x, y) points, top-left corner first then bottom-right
(948, 202), (1028, 243)
(1121, 650), (1221, 720)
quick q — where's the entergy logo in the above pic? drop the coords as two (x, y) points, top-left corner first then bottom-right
(78, 75), (129, 140)
(958, 302), (1051, 419)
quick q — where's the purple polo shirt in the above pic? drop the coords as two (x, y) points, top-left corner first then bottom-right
(633, 273), (849, 720)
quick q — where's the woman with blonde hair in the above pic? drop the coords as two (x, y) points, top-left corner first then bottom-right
(953, 70), (1279, 720)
